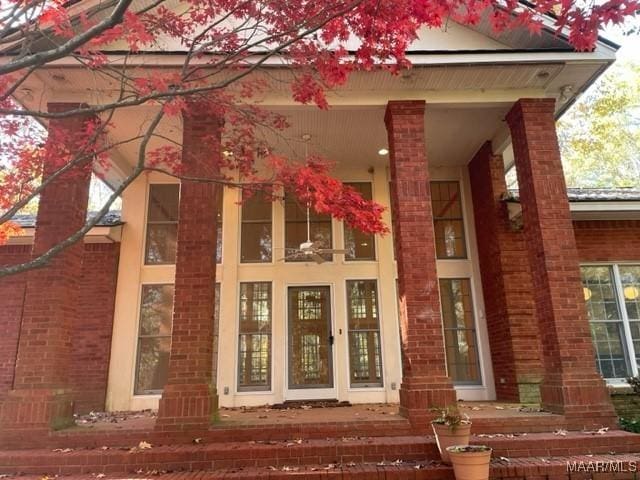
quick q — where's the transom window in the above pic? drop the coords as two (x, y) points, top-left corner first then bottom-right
(237, 282), (272, 391)
(581, 264), (640, 380)
(144, 184), (223, 265)
(284, 194), (332, 262)
(439, 278), (481, 384)
(346, 280), (383, 387)
(240, 192), (272, 263)
(430, 181), (467, 259)
(344, 183), (376, 261)
(145, 185), (179, 265)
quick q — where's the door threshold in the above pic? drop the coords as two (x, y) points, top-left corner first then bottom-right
(272, 400), (350, 409)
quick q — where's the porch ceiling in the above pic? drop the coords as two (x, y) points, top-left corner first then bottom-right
(102, 102), (512, 172)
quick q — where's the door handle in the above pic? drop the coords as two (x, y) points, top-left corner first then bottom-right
(329, 334), (334, 346)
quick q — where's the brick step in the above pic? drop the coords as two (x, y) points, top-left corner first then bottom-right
(1, 432), (639, 476)
(3, 454), (640, 480)
(0, 414), (575, 450)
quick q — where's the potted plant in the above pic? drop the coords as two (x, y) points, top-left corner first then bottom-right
(431, 405), (472, 464)
(446, 445), (492, 480)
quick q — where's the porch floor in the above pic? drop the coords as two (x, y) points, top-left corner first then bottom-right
(68, 402), (554, 432)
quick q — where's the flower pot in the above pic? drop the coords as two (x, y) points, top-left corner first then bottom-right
(431, 421), (472, 464)
(446, 445), (492, 480)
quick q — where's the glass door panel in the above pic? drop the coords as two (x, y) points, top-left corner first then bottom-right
(288, 286), (334, 389)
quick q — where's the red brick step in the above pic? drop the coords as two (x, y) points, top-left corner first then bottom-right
(1, 432), (639, 477)
(3, 454), (640, 480)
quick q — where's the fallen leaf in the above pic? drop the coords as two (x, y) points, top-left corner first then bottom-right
(494, 406), (505, 410)
(138, 441), (152, 450)
(193, 438), (202, 444)
(499, 456), (510, 462)
(554, 429), (568, 436)
(52, 448), (73, 453)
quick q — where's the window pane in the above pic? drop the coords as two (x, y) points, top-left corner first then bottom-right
(135, 284), (174, 395)
(439, 278), (481, 384)
(216, 188), (223, 264)
(347, 280), (383, 387)
(145, 224), (178, 264)
(238, 282), (272, 390)
(284, 195), (332, 261)
(620, 265), (640, 371)
(145, 184), (179, 265)
(148, 184), (179, 222)
(431, 182), (467, 259)
(139, 284), (174, 336)
(241, 193), (272, 263)
(581, 266), (630, 379)
(212, 283), (220, 378)
(135, 337), (171, 394)
(344, 183), (375, 261)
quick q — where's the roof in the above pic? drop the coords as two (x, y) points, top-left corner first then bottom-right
(12, 210), (123, 228)
(506, 188), (640, 203)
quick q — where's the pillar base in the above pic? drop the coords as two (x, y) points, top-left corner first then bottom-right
(540, 373), (617, 429)
(399, 376), (457, 432)
(0, 388), (74, 434)
(155, 383), (218, 432)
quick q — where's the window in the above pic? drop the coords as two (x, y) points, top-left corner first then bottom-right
(430, 181), (467, 259)
(344, 183), (375, 261)
(238, 282), (272, 390)
(212, 283), (221, 377)
(439, 278), (481, 384)
(346, 280), (383, 387)
(145, 184), (223, 264)
(135, 284), (174, 394)
(240, 192), (272, 263)
(215, 188), (223, 264)
(145, 185), (179, 265)
(581, 264), (640, 380)
(284, 194), (332, 261)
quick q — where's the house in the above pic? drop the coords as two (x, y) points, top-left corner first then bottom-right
(1, 11), (640, 478)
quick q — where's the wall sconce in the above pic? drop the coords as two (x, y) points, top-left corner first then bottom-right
(624, 285), (640, 301)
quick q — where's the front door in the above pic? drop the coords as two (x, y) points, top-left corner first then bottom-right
(287, 286), (334, 396)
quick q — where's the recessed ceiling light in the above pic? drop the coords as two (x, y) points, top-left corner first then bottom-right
(378, 148), (389, 155)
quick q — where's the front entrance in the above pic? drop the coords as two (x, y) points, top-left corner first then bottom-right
(286, 286), (335, 399)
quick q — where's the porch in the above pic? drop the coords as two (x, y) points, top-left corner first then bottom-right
(1, 403), (639, 479)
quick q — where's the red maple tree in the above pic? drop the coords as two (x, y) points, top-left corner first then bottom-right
(0, 0), (637, 277)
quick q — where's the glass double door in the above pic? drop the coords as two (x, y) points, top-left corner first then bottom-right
(287, 286), (335, 396)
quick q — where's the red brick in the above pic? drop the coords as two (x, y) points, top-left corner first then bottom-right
(384, 100), (456, 425)
(468, 142), (543, 403)
(506, 98), (616, 426)
(156, 109), (223, 431)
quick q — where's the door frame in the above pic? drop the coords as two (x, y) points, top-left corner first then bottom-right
(284, 283), (338, 400)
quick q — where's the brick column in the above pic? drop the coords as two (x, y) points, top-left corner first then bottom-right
(384, 100), (456, 428)
(506, 99), (616, 428)
(468, 142), (542, 403)
(155, 111), (222, 433)
(0, 103), (92, 433)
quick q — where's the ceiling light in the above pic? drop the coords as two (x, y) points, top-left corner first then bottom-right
(378, 148), (389, 156)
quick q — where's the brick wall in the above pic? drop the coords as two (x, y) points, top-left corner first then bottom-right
(468, 143), (542, 403)
(574, 220), (640, 262)
(0, 245), (31, 399)
(0, 241), (120, 413)
(73, 243), (120, 413)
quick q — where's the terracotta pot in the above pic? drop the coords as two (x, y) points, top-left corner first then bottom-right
(431, 421), (472, 464)
(446, 445), (492, 480)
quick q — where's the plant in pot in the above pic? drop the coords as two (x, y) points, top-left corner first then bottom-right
(431, 405), (472, 464)
(446, 445), (492, 480)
